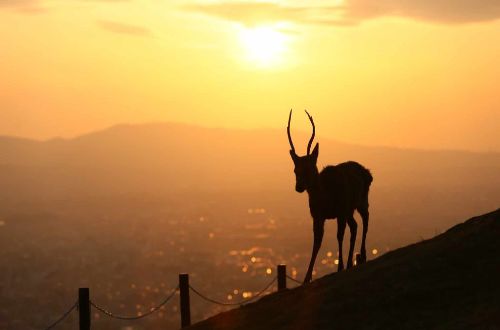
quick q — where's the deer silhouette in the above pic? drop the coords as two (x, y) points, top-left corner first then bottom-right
(287, 110), (373, 283)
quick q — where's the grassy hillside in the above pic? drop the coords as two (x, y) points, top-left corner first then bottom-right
(189, 209), (500, 330)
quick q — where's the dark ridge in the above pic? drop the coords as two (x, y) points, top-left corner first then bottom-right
(189, 209), (500, 330)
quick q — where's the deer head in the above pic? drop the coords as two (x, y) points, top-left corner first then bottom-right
(287, 109), (319, 193)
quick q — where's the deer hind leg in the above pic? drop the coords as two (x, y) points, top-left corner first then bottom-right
(337, 217), (347, 272)
(358, 206), (369, 264)
(304, 219), (325, 284)
(346, 215), (357, 269)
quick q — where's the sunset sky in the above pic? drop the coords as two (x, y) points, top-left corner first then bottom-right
(1, 0), (499, 151)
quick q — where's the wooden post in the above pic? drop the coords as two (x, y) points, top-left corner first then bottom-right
(78, 288), (90, 330)
(277, 264), (287, 291)
(179, 273), (191, 328)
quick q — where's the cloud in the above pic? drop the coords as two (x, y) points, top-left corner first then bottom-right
(183, 2), (347, 26)
(0, 0), (46, 13)
(97, 20), (152, 36)
(83, 0), (131, 2)
(182, 1), (500, 26)
(0, 0), (132, 13)
(0, 0), (37, 7)
(344, 0), (500, 24)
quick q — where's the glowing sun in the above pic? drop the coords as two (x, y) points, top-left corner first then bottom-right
(239, 26), (288, 67)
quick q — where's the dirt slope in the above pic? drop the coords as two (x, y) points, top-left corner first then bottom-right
(189, 209), (500, 330)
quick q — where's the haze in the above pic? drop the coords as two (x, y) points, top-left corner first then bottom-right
(1, 0), (499, 151)
(1, 123), (499, 329)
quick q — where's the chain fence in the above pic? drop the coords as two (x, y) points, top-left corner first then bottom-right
(90, 286), (178, 320)
(189, 277), (277, 307)
(38, 269), (302, 329)
(43, 301), (78, 330)
(286, 274), (302, 285)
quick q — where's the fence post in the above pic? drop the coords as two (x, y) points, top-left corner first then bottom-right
(78, 288), (90, 330)
(277, 264), (287, 291)
(179, 273), (191, 328)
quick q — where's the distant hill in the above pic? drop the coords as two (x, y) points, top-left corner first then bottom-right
(0, 122), (498, 243)
(0, 122), (499, 199)
(189, 209), (500, 330)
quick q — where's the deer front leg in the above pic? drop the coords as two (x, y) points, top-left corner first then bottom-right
(337, 217), (347, 271)
(358, 207), (369, 264)
(346, 216), (357, 269)
(303, 219), (324, 284)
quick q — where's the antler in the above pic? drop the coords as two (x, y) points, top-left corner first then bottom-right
(287, 109), (295, 152)
(305, 110), (315, 155)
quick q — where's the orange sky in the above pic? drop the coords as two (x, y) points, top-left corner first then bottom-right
(1, 0), (499, 151)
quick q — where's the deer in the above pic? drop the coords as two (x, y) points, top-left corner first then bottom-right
(287, 109), (373, 284)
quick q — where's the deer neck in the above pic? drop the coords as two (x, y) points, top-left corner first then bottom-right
(306, 168), (321, 195)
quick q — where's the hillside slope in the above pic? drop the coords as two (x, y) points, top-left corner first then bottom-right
(189, 209), (500, 330)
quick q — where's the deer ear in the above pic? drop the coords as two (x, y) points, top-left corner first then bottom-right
(290, 150), (298, 162)
(311, 143), (319, 160)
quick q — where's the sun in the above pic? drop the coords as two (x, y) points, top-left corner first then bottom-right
(239, 26), (288, 67)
